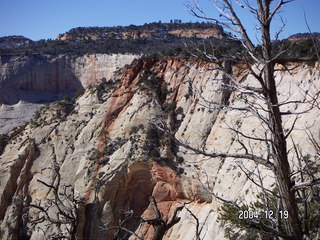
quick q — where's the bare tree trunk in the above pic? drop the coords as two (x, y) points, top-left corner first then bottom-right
(261, 11), (303, 238)
(265, 65), (302, 239)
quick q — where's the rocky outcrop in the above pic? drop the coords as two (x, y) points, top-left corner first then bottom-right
(287, 32), (320, 41)
(169, 28), (223, 39)
(56, 23), (225, 41)
(57, 28), (224, 41)
(0, 36), (32, 49)
(0, 57), (319, 240)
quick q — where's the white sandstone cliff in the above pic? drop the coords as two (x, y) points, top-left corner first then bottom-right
(0, 53), (139, 133)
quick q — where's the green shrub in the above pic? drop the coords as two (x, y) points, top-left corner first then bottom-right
(75, 88), (85, 99)
(63, 95), (72, 102)
(0, 134), (8, 155)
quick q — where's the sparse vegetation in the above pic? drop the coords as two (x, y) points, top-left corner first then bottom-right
(103, 137), (127, 156)
(139, 67), (171, 103)
(74, 88), (85, 99)
(143, 126), (161, 160)
(0, 134), (8, 155)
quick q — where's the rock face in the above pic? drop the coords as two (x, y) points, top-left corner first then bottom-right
(168, 28), (223, 39)
(0, 101), (44, 134)
(0, 53), (139, 104)
(71, 54), (139, 87)
(0, 53), (138, 133)
(0, 54), (81, 104)
(0, 57), (319, 240)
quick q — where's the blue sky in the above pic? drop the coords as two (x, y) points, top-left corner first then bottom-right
(1, 0), (319, 42)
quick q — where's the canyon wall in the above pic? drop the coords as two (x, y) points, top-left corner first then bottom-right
(0, 53), (139, 104)
(0, 53), (138, 133)
(0, 58), (319, 239)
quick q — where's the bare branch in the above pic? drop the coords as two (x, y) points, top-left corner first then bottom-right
(107, 226), (144, 240)
(292, 178), (320, 191)
(155, 123), (273, 168)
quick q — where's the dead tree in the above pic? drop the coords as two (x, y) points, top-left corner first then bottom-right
(29, 164), (84, 240)
(151, 0), (320, 239)
(141, 196), (183, 240)
(108, 196), (183, 240)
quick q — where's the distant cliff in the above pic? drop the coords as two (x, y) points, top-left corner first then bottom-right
(0, 53), (139, 104)
(56, 22), (225, 41)
(0, 22), (230, 56)
(0, 53), (139, 133)
(288, 32), (320, 41)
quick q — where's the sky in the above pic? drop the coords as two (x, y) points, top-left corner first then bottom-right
(1, 0), (320, 43)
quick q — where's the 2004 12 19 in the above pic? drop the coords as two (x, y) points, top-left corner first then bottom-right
(238, 210), (289, 220)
